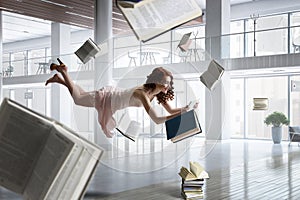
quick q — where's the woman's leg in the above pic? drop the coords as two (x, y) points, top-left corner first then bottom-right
(50, 63), (95, 107)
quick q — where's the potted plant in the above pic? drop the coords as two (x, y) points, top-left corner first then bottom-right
(264, 111), (289, 144)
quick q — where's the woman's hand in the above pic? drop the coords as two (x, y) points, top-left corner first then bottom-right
(181, 105), (189, 113)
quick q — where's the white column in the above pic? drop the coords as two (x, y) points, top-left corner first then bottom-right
(50, 23), (72, 126)
(205, 0), (230, 59)
(94, 0), (113, 145)
(0, 11), (3, 101)
(205, 0), (231, 140)
(205, 72), (230, 140)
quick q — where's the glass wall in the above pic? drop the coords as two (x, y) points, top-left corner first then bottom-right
(290, 75), (300, 126)
(245, 13), (288, 57)
(231, 75), (289, 140)
(290, 11), (300, 53)
(230, 20), (245, 58)
(230, 78), (244, 138)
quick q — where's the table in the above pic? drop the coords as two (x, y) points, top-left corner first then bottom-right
(3, 66), (14, 77)
(139, 51), (160, 65)
(36, 62), (49, 74)
(187, 48), (205, 62)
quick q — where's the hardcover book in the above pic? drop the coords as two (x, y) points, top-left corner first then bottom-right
(0, 98), (104, 200)
(165, 109), (201, 143)
(75, 38), (101, 64)
(116, 0), (203, 42)
(200, 59), (225, 91)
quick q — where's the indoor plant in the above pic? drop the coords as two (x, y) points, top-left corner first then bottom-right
(264, 111), (289, 144)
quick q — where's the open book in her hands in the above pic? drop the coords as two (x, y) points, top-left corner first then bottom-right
(116, 0), (203, 42)
(165, 109), (201, 143)
(179, 161), (209, 181)
(200, 59), (225, 91)
(75, 38), (101, 64)
(0, 98), (104, 200)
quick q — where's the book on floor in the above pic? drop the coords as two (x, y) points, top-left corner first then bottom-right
(178, 32), (192, 52)
(165, 109), (201, 143)
(0, 98), (104, 200)
(116, 0), (203, 42)
(179, 161), (209, 181)
(200, 59), (225, 91)
(75, 38), (101, 64)
(181, 191), (204, 199)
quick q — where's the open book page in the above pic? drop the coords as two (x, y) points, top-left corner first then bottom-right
(207, 60), (224, 80)
(189, 161), (209, 179)
(178, 32), (192, 52)
(189, 161), (202, 177)
(75, 38), (101, 64)
(116, 112), (142, 142)
(200, 70), (217, 90)
(200, 60), (224, 90)
(44, 124), (103, 200)
(119, 0), (202, 42)
(24, 126), (75, 200)
(0, 99), (52, 194)
(179, 167), (197, 181)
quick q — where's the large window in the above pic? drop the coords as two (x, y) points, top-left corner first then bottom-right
(230, 78), (244, 138)
(290, 75), (300, 126)
(245, 14), (288, 57)
(231, 75), (290, 140)
(291, 12), (300, 53)
(230, 20), (245, 58)
(246, 76), (288, 140)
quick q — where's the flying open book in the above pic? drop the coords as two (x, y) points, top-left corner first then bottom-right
(253, 98), (268, 110)
(115, 112), (142, 142)
(165, 109), (202, 143)
(75, 38), (101, 64)
(177, 32), (192, 52)
(200, 59), (225, 91)
(116, 0), (203, 42)
(0, 98), (104, 200)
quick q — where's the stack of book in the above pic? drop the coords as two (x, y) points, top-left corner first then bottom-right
(178, 161), (209, 200)
(181, 178), (204, 199)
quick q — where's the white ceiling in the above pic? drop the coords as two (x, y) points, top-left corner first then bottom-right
(2, 12), (85, 43)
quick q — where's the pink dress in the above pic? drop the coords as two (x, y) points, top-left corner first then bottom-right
(93, 86), (143, 138)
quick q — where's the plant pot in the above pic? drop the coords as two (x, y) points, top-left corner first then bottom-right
(272, 126), (282, 144)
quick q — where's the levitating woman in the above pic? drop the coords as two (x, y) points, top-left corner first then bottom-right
(45, 59), (190, 138)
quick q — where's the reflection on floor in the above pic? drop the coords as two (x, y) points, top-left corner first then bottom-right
(1, 138), (300, 199)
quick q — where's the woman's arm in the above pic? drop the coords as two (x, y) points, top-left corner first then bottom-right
(162, 101), (189, 114)
(133, 90), (185, 124)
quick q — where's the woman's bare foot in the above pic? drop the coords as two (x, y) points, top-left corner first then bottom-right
(45, 74), (65, 86)
(50, 63), (67, 73)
